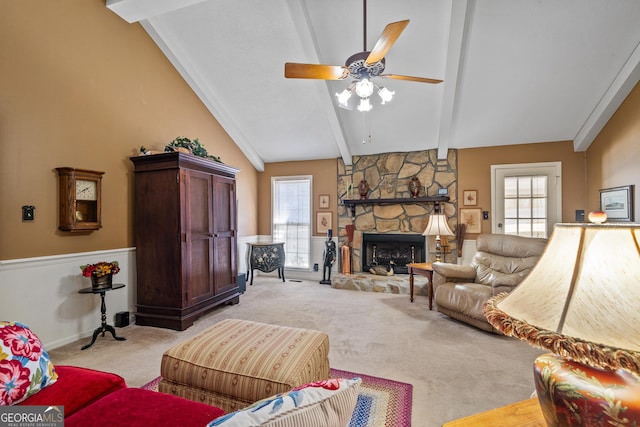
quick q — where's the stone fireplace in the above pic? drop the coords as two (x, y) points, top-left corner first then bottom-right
(337, 149), (459, 274)
(361, 233), (425, 274)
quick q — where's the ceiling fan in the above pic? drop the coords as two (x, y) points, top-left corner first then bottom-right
(284, 0), (442, 111)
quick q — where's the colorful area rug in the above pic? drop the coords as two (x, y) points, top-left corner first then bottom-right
(141, 368), (412, 427)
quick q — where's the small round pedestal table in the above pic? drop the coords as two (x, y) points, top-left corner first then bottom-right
(78, 283), (126, 350)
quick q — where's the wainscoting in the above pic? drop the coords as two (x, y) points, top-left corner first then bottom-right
(0, 248), (136, 349)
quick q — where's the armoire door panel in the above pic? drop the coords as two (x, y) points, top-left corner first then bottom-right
(214, 237), (236, 294)
(213, 178), (234, 232)
(188, 237), (214, 303)
(187, 171), (213, 233)
(184, 169), (215, 303)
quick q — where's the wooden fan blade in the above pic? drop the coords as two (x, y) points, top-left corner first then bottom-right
(381, 74), (443, 84)
(284, 63), (349, 80)
(365, 20), (410, 66)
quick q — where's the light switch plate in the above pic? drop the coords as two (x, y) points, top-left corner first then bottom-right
(22, 205), (35, 221)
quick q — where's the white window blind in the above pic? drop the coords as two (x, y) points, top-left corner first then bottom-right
(272, 176), (311, 269)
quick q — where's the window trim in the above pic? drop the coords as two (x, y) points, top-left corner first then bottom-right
(490, 162), (562, 237)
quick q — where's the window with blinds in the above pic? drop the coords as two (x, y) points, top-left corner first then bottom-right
(271, 176), (312, 269)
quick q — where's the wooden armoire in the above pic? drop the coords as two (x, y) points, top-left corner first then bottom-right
(130, 152), (240, 330)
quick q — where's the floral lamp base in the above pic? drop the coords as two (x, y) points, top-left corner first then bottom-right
(534, 353), (640, 426)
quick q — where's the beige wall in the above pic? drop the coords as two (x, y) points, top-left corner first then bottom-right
(0, 0), (258, 260)
(3, 1), (637, 261)
(458, 141), (587, 235)
(585, 82), (640, 217)
(258, 159), (338, 236)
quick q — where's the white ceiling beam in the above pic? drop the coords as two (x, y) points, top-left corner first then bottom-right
(285, 0), (352, 165)
(106, 0), (208, 24)
(437, 0), (469, 160)
(140, 17), (265, 171)
(573, 41), (640, 152)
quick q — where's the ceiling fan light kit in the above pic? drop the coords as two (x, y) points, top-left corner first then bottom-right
(357, 97), (372, 112)
(284, 1), (442, 113)
(378, 86), (394, 104)
(335, 77), (394, 112)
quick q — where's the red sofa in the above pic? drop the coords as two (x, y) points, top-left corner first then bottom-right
(18, 365), (226, 426)
(5, 321), (359, 426)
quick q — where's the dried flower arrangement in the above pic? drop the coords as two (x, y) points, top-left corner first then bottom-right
(80, 261), (120, 278)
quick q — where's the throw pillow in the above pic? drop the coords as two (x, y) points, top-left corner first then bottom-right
(208, 377), (361, 427)
(0, 321), (58, 405)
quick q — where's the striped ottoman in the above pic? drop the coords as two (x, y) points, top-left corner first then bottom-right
(159, 319), (330, 413)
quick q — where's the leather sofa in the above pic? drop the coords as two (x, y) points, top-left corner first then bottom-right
(432, 233), (547, 333)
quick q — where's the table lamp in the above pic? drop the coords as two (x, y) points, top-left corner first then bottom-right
(422, 214), (454, 262)
(484, 222), (640, 426)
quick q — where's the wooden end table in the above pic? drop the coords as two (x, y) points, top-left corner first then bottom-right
(442, 398), (545, 426)
(407, 262), (433, 309)
(78, 283), (126, 350)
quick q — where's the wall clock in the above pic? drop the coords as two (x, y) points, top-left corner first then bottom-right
(56, 167), (104, 232)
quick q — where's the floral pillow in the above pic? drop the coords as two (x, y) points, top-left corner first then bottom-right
(208, 377), (361, 427)
(0, 321), (58, 405)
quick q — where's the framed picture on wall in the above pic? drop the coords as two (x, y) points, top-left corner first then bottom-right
(460, 208), (482, 233)
(319, 194), (330, 209)
(463, 190), (478, 206)
(600, 185), (634, 222)
(317, 212), (332, 234)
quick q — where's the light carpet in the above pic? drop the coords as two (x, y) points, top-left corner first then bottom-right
(141, 368), (413, 427)
(48, 277), (544, 426)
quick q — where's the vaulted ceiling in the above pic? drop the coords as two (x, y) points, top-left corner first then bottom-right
(107, 0), (640, 171)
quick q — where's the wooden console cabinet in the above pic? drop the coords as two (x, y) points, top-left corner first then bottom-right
(246, 242), (286, 285)
(131, 152), (240, 330)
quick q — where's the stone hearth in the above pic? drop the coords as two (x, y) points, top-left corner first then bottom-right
(331, 273), (428, 296)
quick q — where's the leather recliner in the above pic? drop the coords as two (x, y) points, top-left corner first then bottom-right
(432, 233), (547, 333)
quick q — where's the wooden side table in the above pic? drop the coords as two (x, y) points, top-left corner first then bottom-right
(246, 242), (286, 285)
(442, 398), (545, 427)
(78, 283), (126, 350)
(407, 262), (433, 309)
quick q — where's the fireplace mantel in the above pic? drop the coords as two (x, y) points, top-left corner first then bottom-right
(342, 196), (450, 217)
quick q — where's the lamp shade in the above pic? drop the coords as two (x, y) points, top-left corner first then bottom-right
(422, 214), (454, 237)
(485, 223), (640, 373)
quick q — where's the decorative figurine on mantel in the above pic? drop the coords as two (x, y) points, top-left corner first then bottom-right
(320, 229), (336, 285)
(358, 179), (369, 199)
(409, 176), (421, 198)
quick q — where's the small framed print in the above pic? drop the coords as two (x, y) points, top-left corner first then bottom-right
(463, 190), (477, 206)
(460, 208), (482, 234)
(317, 212), (332, 234)
(319, 194), (330, 209)
(600, 185), (634, 222)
